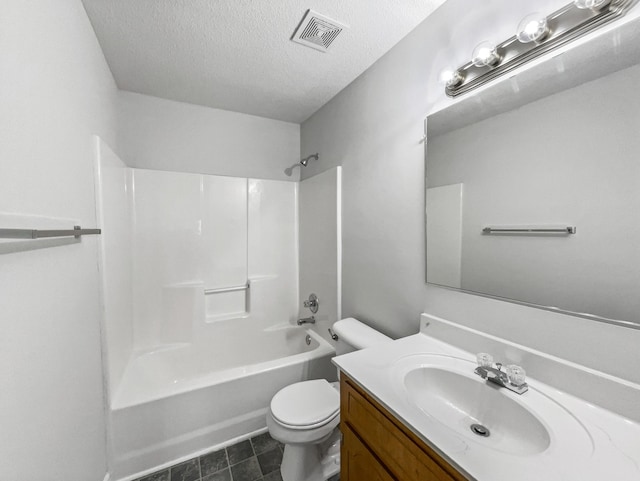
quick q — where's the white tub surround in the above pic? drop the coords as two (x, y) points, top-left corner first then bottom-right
(96, 156), (301, 379)
(333, 315), (640, 481)
(95, 138), (134, 393)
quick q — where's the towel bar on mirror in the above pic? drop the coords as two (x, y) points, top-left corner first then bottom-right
(482, 226), (576, 235)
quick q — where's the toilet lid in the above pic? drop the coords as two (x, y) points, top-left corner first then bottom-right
(270, 379), (340, 429)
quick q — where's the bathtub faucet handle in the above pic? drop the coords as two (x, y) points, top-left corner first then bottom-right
(303, 293), (319, 314)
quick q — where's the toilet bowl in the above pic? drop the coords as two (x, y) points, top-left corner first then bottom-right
(267, 318), (393, 481)
(267, 379), (341, 481)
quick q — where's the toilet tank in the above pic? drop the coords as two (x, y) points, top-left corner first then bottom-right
(333, 317), (393, 356)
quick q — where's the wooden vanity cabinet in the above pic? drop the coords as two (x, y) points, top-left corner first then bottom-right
(340, 373), (468, 481)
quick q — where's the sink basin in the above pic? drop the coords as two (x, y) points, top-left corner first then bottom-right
(392, 354), (594, 458)
(404, 365), (549, 455)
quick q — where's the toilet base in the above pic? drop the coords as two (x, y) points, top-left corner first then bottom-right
(280, 429), (341, 481)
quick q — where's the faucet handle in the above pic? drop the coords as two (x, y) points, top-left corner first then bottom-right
(303, 293), (319, 313)
(506, 364), (526, 387)
(476, 353), (494, 368)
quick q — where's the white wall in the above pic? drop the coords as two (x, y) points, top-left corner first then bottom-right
(0, 1), (118, 480)
(300, 0), (640, 383)
(118, 91), (301, 181)
(298, 168), (342, 343)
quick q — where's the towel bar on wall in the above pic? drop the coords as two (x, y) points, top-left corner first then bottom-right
(0, 225), (101, 239)
(482, 226), (576, 234)
(204, 283), (250, 295)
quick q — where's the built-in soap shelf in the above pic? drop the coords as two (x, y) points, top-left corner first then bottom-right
(204, 280), (250, 322)
(205, 311), (251, 323)
(204, 282), (250, 295)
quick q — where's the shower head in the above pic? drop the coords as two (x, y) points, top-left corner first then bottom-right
(300, 153), (319, 166)
(284, 153), (320, 177)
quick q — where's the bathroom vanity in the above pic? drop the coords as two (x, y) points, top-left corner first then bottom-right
(334, 314), (640, 481)
(340, 373), (466, 481)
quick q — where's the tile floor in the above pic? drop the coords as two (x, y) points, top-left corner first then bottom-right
(134, 431), (340, 481)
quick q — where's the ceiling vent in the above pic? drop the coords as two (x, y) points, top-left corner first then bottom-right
(291, 10), (348, 53)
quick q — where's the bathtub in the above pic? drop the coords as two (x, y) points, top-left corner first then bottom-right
(109, 322), (335, 480)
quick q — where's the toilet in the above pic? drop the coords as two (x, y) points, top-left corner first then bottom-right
(267, 317), (393, 481)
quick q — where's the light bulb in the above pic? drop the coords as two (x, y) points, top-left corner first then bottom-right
(516, 13), (550, 43)
(573, 0), (609, 9)
(471, 42), (501, 68)
(440, 69), (465, 88)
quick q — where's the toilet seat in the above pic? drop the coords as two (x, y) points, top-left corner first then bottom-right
(270, 379), (340, 430)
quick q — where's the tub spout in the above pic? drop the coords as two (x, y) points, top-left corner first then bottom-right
(297, 316), (316, 325)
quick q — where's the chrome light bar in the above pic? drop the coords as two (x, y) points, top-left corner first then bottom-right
(444, 0), (638, 97)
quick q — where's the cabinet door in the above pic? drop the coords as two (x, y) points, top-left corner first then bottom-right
(342, 425), (396, 481)
(341, 375), (466, 481)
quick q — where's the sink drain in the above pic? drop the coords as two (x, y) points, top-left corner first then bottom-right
(470, 423), (491, 437)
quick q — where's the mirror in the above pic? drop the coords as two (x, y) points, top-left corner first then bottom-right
(426, 15), (640, 328)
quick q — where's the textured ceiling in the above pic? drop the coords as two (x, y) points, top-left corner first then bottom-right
(81, 0), (446, 123)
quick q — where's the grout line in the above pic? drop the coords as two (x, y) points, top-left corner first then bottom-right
(224, 445), (234, 481)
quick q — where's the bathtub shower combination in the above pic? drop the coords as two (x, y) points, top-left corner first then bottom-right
(94, 139), (335, 479)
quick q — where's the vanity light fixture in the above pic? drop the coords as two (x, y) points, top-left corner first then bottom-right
(443, 0), (637, 97)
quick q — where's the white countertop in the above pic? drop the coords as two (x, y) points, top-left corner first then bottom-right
(333, 332), (640, 481)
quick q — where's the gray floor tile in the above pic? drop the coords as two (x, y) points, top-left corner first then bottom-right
(202, 467), (232, 481)
(262, 470), (283, 481)
(227, 439), (255, 465)
(137, 470), (170, 481)
(170, 458), (200, 481)
(256, 447), (283, 476)
(230, 456), (262, 481)
(200, 448), (228, 477)
(250, 432), (281, 455)
(140, 434), (289, 481)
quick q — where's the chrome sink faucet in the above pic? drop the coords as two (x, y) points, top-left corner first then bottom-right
(474, 353), (528, 394)
(297, 316), (316, 325)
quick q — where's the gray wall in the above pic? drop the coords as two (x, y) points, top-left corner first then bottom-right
(301, 0), (493, 338)
(118, 91), (301, 181)
(0, 0), (118, 479)
(300, 0), (640, 383)
(299, 168), (342, 345)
